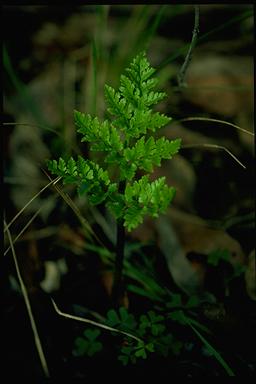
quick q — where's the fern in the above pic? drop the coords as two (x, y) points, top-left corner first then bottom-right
(74, 111), (123, 152)
(47, 51), (181, 231)
(47, 51), (181, 305)
(123, 176), (176, 231)
(47, 155), (117, 205)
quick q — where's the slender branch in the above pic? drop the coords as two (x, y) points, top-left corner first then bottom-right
(177, 5), (200, 88)
(4, 176), (61, 233)
(41, 169), (106, 248)
(51, 299), (142, 343)
(4, 207), (42, 256)
(4, 220), (50, 378)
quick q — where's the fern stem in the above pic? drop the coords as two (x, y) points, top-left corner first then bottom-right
(111, 181), (126, 307)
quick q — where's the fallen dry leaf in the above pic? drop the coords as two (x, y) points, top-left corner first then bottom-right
(166, 207), (246, 267)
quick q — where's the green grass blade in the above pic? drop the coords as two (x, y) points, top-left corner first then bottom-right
(3, 45), (48, 125)
(91, 38), (98, 115)
(127, 284), (163, 302)
(184, 316), (211, 335)
(4, 220), (50, 378)
(188, 321), (235, 376)
(124, 261), (166, 298)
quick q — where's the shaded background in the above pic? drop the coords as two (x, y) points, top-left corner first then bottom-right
(3, 4), (255, 380)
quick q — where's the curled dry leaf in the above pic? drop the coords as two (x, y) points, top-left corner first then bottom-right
(166, 207), (246, 267)
(132, 207), (246, 295)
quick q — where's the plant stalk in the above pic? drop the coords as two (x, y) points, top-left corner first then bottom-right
(177, 5), (200, 88)
(111, 180), (126, 307)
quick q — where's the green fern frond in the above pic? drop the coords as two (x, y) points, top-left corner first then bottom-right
(74, 110), (123, 152)
(47, 51), (181, 231)
(123, 176), (176, 231)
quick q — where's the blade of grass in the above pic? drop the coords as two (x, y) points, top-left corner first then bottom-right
(42, 169), (106, 249)
(91, 38), (98, 116)
(62, 58), (77, 155)
(3, 122), (80, 155)
(143, 5), (168, 49)
(124, 260), (167, 298)
(137, 4), (188, 51)
(84, 242), (114, 262)
(3, 45), (48, 126)
(127, 284), (163, 302)
(181, 143), (246, 169)
(110, 5), (155, 81)
(89, 205), (116, 244)
(187, 320), (235, 376)
(85, 5), (109, 115)
(4, 206), (43, 256)
(3, 122), (60, 137)
(183, 315), (211, 335)
(4, 176), (61, 233)
(95, 5), (110, 60)
(173, 84), (252, 92)
(174, 117), (254, 136)
(4, 220), (50, 378)
(12, 226), (59, 242)
(132, 5), (168, 52)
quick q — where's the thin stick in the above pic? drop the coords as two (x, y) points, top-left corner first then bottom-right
(4, 176), (61, 233)
(175, 117), (254, 136)
(182, 143), (246, 169)
(42, 170), (105, 248)
(4, 207), (42, 256)
(177, 5), (200, 88)
(4, 220), (50, 378)
(156, 9), (252, 73)
(51, 299), (142, 343)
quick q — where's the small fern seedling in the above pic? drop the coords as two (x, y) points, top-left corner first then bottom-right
(47, 51), (181, 306)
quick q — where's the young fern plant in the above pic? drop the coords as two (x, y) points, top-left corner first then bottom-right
(47, 51), (181, 306)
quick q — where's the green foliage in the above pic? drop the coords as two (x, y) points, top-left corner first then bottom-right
(139, 310), (166, 336)
(72, 306), (184, 365)
(122, 136), (181, 176)
(72, 298), (233, 373)
(105, 307), (137, 331)
(47, 51), (181, 231)
(123, 176), (176, 231)
(74, 111), (123, 153)
(168, 310), (187, 325)
(106, 307), (183, 365)
(118, 341), (155, 366)
(47, 155), (117, 204)
(73, 328), (103, 357)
